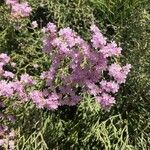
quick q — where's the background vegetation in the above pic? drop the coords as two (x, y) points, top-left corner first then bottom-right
(0, 0), (150, 149)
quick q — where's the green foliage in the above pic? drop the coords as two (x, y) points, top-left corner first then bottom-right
(0, 0), (150, 149)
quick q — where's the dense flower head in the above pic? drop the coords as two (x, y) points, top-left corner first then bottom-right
(85, 81), (102, 96)
(20, 73), (36, 85)
(100, 41), (122, 58)
(0, 80), (14, 97)
(3, 71), (14, 78)
(90, 24), (107, 48)
(100, 80), (119, 93)
(12, 81), (28, 101)
(0, 53), (10, 64)
(39, 23), (131, 109)
(29, 91), (60, 109)
(96, 93), (115, 108)
(45, 93), (60, 109)
(42, 22), (57, 53)
(59, 27), (77, 47)
(29, 90), (46, 109)
(42, 22), (57, 34)
(11, 2), (32, 18)
(108, 63), (131, 83)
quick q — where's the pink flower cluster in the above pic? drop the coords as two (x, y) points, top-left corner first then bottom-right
(29, 91), (59, 110)
(5, 0), (32, 18)
(0, 24), (131, 111)
(0, 53), (36, 100)
(28, 23), (131, 109)
(0, 53), (36, 98)
(0, 53), (35, 149)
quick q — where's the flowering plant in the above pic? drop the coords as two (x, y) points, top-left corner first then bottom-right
(0, 52), (36, 149)
(29, 23), (131, 110)
(0, 1), (132, 149)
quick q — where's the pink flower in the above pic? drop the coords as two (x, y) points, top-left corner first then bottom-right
(11, 2), (32, 18)
(31, 21), (38, 28)
(5, 0), (17, 5)
(3, 71), (14, 78)
(108, 63), (131, 83)
(0, 80), (14, 97)
(42, 36), (54, 53)
(59, 27), (77, 47)
(42, 22), (57, 34)
(90, 24), (107, 48)
(100, 80), (119, 93)
(101, 41), (122, 58)
(45, 93), (60, 110)
(29, 91), (46, 109)
(122, 64), (132, 75)
(11, 62), (16, 67)
(0, 53), (10, 64)
(85, 81), (102, 96)
(11, 81), (28, 101)
(96, 93), (115, 108)
(20, 74), (36, 85)
(38, 23), (131, 110)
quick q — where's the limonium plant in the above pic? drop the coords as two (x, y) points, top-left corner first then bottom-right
(0, 53), (35, 149)
(1, 0), (131, 149)
(29, 23), (131, 110)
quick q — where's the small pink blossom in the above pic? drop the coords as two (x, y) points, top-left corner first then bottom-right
(96, 93), (115, 108)
(5, 0), (17, 5)
(90, 24), (107, 48)
(20, 73), (36, 85)
(46, 96), (59, 110)
(31, 21), (38, 28)
(108, 63), (131, 83)
(3, 71), (14, 78)
(29, 91), (46, 109)
(0, 53), (10, 64)
(100, 80), (119, 93)
(0, 80), (14, 97)
(11, 62), (16, 67)
(101, 41), (122, 58)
